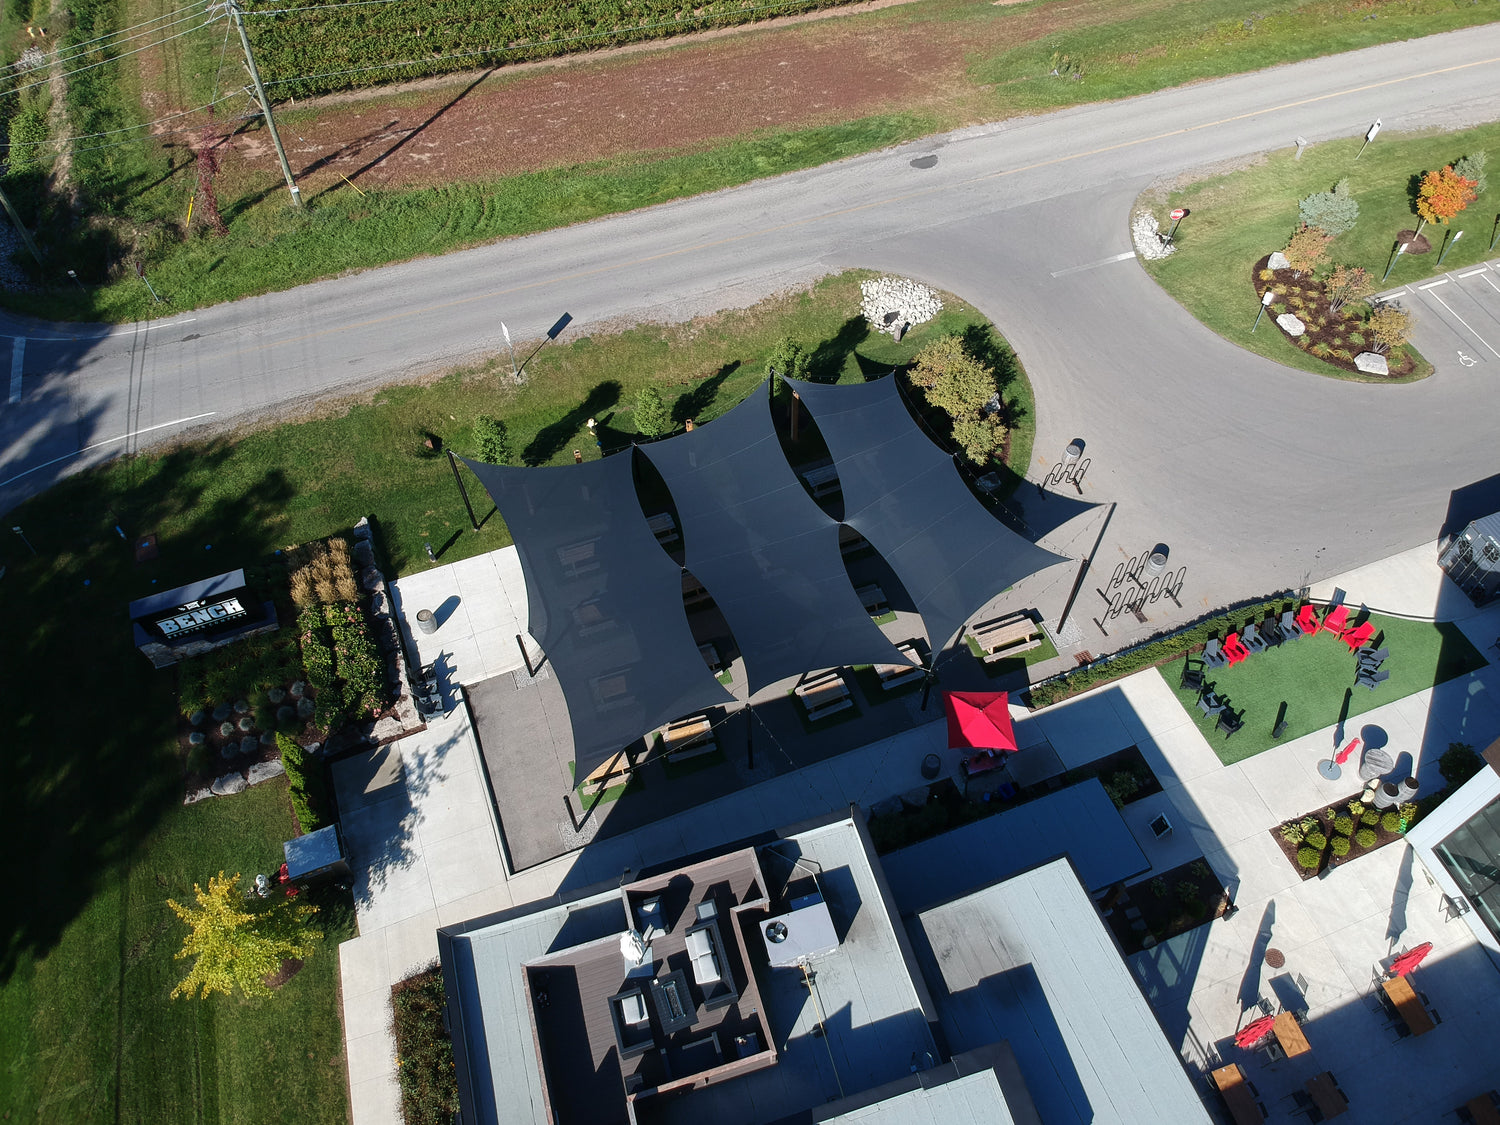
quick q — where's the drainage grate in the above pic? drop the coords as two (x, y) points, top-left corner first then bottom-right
(1074, 651), (1094, 665)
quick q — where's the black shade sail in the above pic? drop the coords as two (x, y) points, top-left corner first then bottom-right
(788, 376), (1068, 651)
(640, 392), (906, 691)
(462, 454), (733, 776)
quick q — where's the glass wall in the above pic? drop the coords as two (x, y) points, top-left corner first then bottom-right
(1435, 795), (1500, 944)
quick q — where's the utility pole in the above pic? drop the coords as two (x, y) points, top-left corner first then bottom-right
(226, 0), (301, 208)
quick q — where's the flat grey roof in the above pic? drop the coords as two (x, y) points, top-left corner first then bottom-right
(879, 779), (1149, 915)
(909, 858), (1210, 1125)
(816, 1067), (1015, 1125)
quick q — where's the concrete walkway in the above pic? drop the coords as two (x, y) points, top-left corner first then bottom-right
(339, 539), (1500, 1125)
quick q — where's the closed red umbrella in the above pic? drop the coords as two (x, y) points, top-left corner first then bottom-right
(1233, 1014), (1277, 1048)
(945, 691), (1017, 752)
(1335, 737), (1361, 766)
(1390, 942), (1433, 977)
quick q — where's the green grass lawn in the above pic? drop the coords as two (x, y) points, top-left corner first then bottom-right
(1166, 614), (1488, 764)
(0, 781), (353, 1124)
(965, 629), (1060, 679)
(1140, 121), (1500, 381)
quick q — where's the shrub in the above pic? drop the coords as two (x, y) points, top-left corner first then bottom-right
(186, 744), (215, 775)
(1150, 877), (1168, 898)
(1306, 831), (1328, 850)
(471, 415), (514, 464)
(1332, 348), (1352, 362)
(1398, 802), (1419, 831)
(1330, 835), (1351, 857)
(634, 387), (673, 438)
(1259, 268), (1276, 281)
(391, 967), (460, 1125)
(1283, 223), (1332, 275)
(1440, 742), (1483, 789)
(6, 94), (50, 174)
(1362, 809), (1380, 827)
(1453, 151), (1488, 193)
(1381, 811), (1401, 833)
(1348, 331), (1365, 345)
(1297, 846), (1321, 869)
(1299, 177), (1360, 236)
(1333, 815), (1353, 836)
(1280, 822), (1305, 845)
(1310, 343), (1330, 358)
(764, 335), (809, 394)
(277, 732), (328, 833)
(1346, 800), (1365, 818)
(1354, 827), (1377, 848)
(1103, 771), (1140, 808)
(1325, 264), (1373, 313)
(1416, 164), (1477, 228)
(1176, 881), (1200, 905)
(1367, 305), (1413, 354)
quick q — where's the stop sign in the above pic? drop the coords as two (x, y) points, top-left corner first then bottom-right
(1170, 208), (1187, 220)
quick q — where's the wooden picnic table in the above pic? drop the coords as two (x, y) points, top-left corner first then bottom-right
(1272, 1011), (1311, 1057)
(1305, 1072), (1349, 1118)
(1210, 1063), (1262, 1125)
(1382, 976), (1436, 1036)
(1465, 1094), (1500, 1125)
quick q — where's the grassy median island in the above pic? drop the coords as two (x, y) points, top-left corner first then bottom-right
(0, 274), (1033, 1121)
(1165, 613), (1487, 765)
(1138, 121), (1500, 381)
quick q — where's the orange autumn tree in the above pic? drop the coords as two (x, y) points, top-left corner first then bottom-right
(1414, 165), (1478, 237)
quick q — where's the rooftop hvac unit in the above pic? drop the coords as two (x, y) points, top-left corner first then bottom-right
(760, 893), (839, 967)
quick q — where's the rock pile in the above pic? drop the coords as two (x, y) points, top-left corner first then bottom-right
(1130, 211), (1173, 260)
(860, 276), (943, 339)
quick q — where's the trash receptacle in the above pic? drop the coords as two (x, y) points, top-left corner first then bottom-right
(416, 608), (437, 635)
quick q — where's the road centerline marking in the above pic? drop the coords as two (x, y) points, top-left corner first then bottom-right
(1050, 251), (1136, 278)
(8, 338), (22, 405)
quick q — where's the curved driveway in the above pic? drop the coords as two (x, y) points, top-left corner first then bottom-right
(4, 25), (1500, 623)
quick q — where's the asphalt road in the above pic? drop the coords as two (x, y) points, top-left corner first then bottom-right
(4, 24), (1500, 635)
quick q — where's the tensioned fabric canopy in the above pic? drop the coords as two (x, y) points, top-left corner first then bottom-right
(640, 391), (907, 691)
(462, 454), (733, 776)
(788, 376), (1068, 652)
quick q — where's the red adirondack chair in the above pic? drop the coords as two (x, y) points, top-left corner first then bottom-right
(1296, 604), (1320, 635)
(1223, 633), (1250, 665)
(1342, 622), (1376, 652)
(1321, 604), (1350, 636)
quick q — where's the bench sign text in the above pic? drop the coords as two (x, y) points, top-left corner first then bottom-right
(156, 596), (248, 637)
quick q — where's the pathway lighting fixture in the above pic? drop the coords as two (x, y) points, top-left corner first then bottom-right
(1252, 289), (1275, 332)
(12, 526), (35, 555)
(1437, 229), (1462, 267)
(1380, 241), (1408, 284)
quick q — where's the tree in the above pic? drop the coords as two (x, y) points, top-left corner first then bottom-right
(1366, 305), (1413, 355)
(1453, 151), (1488, 194)
(1324, 264), (1373, 314)
(950, 414), (1005, 466)
(764, 336), (809, 393)
(1415, 164), (1478, 234)
(1282, 224), (1331, 276)
(1298, 177), (1360, 236)
(168, 872), (320, 1000)
(633, 387), (672, 438)
(471, 415), (513, 465)
(911, 335), (1005, 466)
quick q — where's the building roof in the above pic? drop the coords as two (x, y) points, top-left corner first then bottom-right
(908, 857), (1211, 1125)
(878, 779), (1150, 915)
(789, 377), (1067, 651)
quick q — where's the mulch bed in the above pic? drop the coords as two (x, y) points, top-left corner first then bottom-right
(1269, 790), (1411, 880)
(1251, 255), (1415, 377)
(1106, 858), (1229, 956)
(263, 958), (305, 990)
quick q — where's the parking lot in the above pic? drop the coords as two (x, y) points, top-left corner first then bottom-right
(1381, 256), (1500, 372)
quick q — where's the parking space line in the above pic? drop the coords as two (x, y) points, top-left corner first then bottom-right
(1428, 289), (1500, 359)
(1418, 279), (1450, 290)
(1458, 268), (1490, 278)
(1481, 273), (1500, 294)
(8, 338), (22, 404)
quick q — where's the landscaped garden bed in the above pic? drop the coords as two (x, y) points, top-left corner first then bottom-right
(391, 964), (461, 1125)
(866, 744), (1161, 854)
(1107, 858), (1229, 956)
(1271, 796), (1419, 879)
(1251, 254), (1417, 378)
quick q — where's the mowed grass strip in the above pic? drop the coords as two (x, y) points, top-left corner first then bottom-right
(1140, 121), (1500, 380)
(1165, 614), (1487, 765)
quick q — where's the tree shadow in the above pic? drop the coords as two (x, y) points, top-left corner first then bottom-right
(523, 381), (621, 465)
(0, 449), (300, 982)
(807, 316), (870, 383)
(672, 361), (738, 424)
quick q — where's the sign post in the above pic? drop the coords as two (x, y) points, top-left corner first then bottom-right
(1166, 207), (1188, 244)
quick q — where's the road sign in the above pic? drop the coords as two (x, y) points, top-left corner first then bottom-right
(1170, 208), (1186, 220)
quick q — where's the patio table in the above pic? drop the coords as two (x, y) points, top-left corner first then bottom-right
(1211, 1063), (1263, 1125)
(1306, 1072), (1349, 1118)
(1381, 976), (1435, 1036)
(1272, 1011), (1311, 1056)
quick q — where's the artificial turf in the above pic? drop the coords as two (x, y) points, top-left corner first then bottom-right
(1166, 613), (1488, 765)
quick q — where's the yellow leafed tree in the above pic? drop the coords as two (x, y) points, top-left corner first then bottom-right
(168, 871), (321, 999)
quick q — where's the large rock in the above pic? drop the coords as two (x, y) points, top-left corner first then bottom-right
(1276, 313), (1305, 337)
(184, 786), (214, 805)
(210, 772), (247, 797)
(370, 715), (405, 743)
(1354, 351), (1389, 375)
(247, 759), (286, 786)
(353, 516), (373, 542)
(1267, 251), (1290, 270)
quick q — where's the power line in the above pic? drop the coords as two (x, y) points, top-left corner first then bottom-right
(7, 5), (214, 76)
(0, 17), (219, 101)
(2, 95), (238, 149)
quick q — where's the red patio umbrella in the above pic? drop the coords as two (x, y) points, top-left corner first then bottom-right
(945, 691), (1017, 752)
(1389, 942), (1433, 977)
(1233, 1014), (1277, 1048)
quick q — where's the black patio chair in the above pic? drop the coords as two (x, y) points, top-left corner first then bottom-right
(1181, 657), (1207, 691)
(1218, 709), (1245, 738)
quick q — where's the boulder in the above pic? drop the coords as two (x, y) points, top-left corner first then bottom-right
(189, 709), (207, 727)
(353, 515), (373, 542)
(297, 698), (316, 719)
(1275, 313), (1305, 337)
(352, 540), (376, 566)
(210, 772), (247, 797)
(268, 687), (286, 704)
(247, 759), (286, 786)
(184, 786), (214, 805)
(233, 698), (251, 714)
(237, 716), (255, 732)
(289, 680), (306, 700)
(188, 731), (206, 746)
(1354, 351), (1389, 375)
(361, 566), (384, 592)
(1267, 251), (1290, 270)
